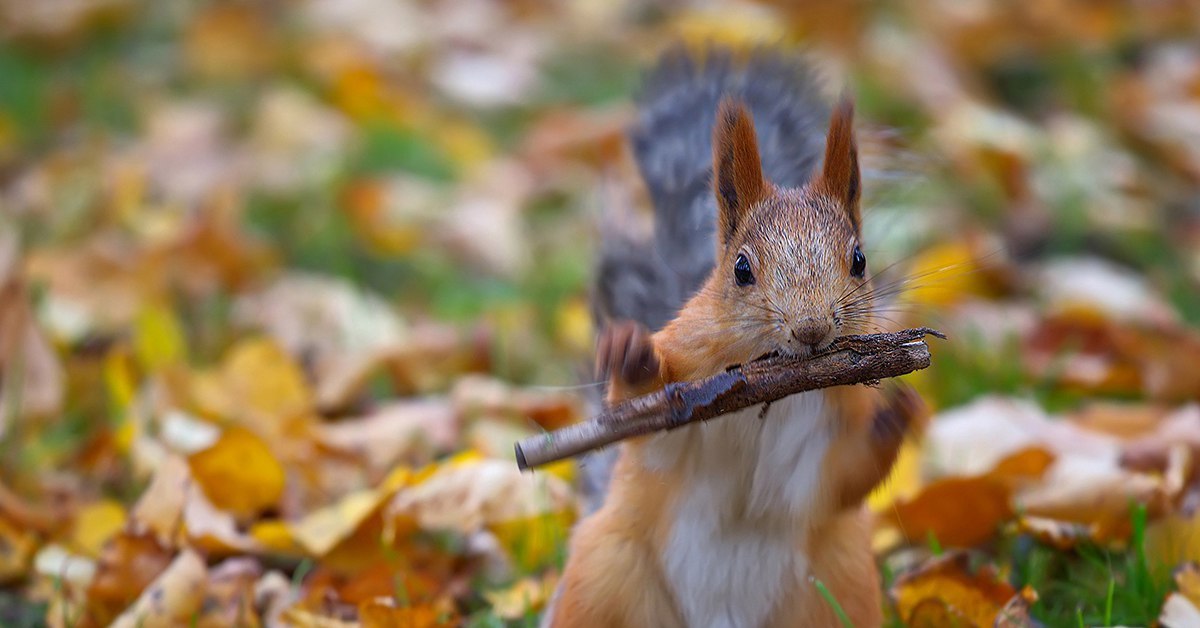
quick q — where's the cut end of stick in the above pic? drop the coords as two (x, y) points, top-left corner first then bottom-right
(514, 443), (529, 471)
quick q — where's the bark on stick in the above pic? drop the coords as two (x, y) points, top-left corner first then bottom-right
(514, 327), (944, 471)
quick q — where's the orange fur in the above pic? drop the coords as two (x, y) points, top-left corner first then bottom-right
(554, 98), (922, 628)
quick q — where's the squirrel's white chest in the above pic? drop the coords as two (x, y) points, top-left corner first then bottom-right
(645, 391), (833, 628)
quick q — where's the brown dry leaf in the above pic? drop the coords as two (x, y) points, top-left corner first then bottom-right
(316, 399), (459, 473)
(0, 230), (65, 431)
(387, 454), (573, 531)
(889, 476), (1012, 547)
(184, 4), (275, 81)
(83, 529), (174, 626)
(890, 552), (1034, 628)
(1122, 405), (1200, 472)
(0, 512), (37, 584)
(520, 105), (631, 173)
(1018, 455), (1167, 538)
(231, 272), (409, 410)
(386, 454), (574, 569)
(130, 455), (189, 546)
(358, 597), (457, 628)
(188, 426), (286, 519)
(452, 375), (583, 432)
(109, 548), (207, 628)
(182, 480), (262, 555)
(1071, 401), (1173, 440)
(1014, 516), (1098, 551)
(1025, 310), (1200, 402)
(193, 557), (263, 628)
(291, 467), (412, 559)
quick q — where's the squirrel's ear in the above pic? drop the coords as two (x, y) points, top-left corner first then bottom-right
(815, 97), (861, 232)
(712, 97), (767, 246)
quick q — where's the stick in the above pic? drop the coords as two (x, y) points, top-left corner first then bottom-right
(515, 327), (944, 470)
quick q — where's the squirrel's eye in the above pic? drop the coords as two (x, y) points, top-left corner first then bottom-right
(734, 254), (755, 286)
(850, 246), (867, 278)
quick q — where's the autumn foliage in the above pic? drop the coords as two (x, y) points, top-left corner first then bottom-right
(0, 1), (1199, 627)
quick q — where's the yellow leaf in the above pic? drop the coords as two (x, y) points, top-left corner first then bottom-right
(1147, 509), (1200, 567)
(554, 297), (593, 356)
(291, 490), (380, 558)
(491, 511), (573, 572)
(190, 338), (315, 444)
(250, 520), (304, 556)
(103, 348), (137, 412)
(133, 303), (187, 372)
(890, 552), (1032, 628)
(674, 6), (790, 50)
(435, 119), (493, 170)
(900, 242), (988, 308)
(188, 427), (285, 518)
(71, 500), (127, 557)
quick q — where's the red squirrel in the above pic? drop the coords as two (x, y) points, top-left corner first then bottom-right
(545, 47), (925, 627)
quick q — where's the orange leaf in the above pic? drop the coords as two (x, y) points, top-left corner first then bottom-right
(890, 477), (1012, 547)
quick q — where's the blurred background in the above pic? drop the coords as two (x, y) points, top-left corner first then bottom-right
(1, 0), (1199, 626)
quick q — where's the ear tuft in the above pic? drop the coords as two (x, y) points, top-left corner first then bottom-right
(712, 97), (766, 245)
(815, 96), (861, 231)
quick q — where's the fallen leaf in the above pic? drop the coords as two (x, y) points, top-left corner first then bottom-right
(890, 552), (1033, 628)
(358, 596), (457, 628)
(109, 548), (207, 628)
(890, 476), (1012, 547)
(189, 337), (315, 436)
(317, 399), (459, 472)
(188, 426), (286, 519)
(0, 512), (37, 583)
(1014, 516), (1097, 550)
(84, 529), (174, 626)
(194, 557), (263, 628)
(130, 455), (189, 546)
(70, 500), (127, 557)
(291, 467), (412, 559)
(386, 456), (574, 569)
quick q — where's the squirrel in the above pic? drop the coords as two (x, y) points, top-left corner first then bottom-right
(544, 46), (926, 628)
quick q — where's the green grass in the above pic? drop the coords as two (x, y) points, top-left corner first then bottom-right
(1013, 504), (1171, 626)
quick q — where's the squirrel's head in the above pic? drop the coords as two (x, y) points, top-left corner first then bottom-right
(707, 96), (871, 359)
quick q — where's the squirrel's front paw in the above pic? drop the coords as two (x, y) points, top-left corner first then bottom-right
(871, 382), (926, 445)
(595, 320), (661, 390)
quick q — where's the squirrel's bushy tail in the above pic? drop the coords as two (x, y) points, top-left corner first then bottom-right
(593, 45), (831, 331)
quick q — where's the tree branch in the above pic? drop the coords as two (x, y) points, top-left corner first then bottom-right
(514, 327), (945, 470)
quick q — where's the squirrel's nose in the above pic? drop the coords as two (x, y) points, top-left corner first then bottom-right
(791, 318), (832, 347)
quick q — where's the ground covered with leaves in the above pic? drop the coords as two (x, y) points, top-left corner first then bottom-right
(1, 1), (1199, 627)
